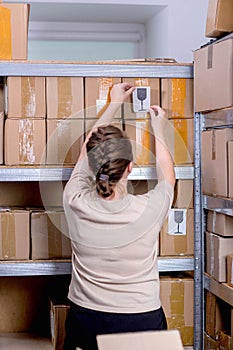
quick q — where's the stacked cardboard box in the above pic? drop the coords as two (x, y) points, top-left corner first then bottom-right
(50, 300), (70, 350)
(205, 0), (233, 38)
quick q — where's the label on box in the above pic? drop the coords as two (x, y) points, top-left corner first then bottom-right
(132, 86), (151, 113)
(168, 209), (187, 235)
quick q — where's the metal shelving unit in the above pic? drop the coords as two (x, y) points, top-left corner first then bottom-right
(0, 61), (197, 349)
(197, 107), (233, 348)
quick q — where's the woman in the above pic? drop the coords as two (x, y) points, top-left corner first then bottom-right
(63, 82), (175, 350)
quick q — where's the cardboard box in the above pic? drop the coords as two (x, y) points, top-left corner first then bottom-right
(226, 254), (233, 287)
(173, 180), (194, 209)
(0, 112), (3, 164)
(0, 276), (48, 332)
(97, 330), (184, 350)
(160, 274), (194, 346)
(194, 38), (233, 112)
(46, 119), (84, 165)
(204, 332), (219, 350)
(4, 119), (46, 165)
(0, 4), (29, 60)
(161, 79), (193, 119)
(202, 128), (233, 197)
(122, 78), (160, 119)
(0, 209), (30, 260)
(169, 118), (194, 165)
(0, 78), (5, 113)
(85, 118), (123, 136)
(228, 141), (233, 198)
(207, 211), (233, 237)
(50, 300), (70, 350)
(46, 77), (84, 119)
(205, 231), (233, 282)
(124, 118), (155, 165)
(205, 0), (233, 38)
(85, 77), (121, 119)
(160, 208), (194, 256)
(217, 330), (232, 350)
(31, 210), (72, 260)
(7, 77), (46, 118)
(205, 290), (231, 339)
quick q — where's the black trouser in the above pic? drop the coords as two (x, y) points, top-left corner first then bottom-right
(63, 302), (167, 350)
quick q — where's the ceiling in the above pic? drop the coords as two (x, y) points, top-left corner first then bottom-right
(27, 3), (163, 24)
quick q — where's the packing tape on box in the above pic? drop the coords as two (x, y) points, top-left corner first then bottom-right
(171, 79), (186, 117)
(207, 44), (213, 69)
(1, 212), (16, 259)
(174, 119), (188, 163)
(19, 119), (35, 164)
(210, 233), (214, 276)
(217, 331), (232, 349)
(135, 119), (150, 165)
(134, 78), (149, 86)
(57, 77), (72, 118)
(212, 129), (216, 160)
(47, 214), (62, 259)
(96, 78), (113, 116)
(21, 77), (36, 118)
(0, 6), (12, 60)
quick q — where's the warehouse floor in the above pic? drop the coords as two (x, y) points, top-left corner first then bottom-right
(0, 333), (53, 350)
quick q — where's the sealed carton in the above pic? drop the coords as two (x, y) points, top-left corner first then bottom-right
(226, 254), (233, 287)
(7, 77), (46, 118)
(205, 0), (233, 38)
(173, 180), (194, 209)
(204, 332), (218, 350)
(161, 79), (193, 119)
(160, 274), (194, 346)
(0, 112), (3, 164)
(217, 330), (232, 350)
(202, 128), (233, 197)
(229, 141), (233, 198)
(194, 38), (233, 112)
(31, 210), (71, 260)
(50, 300), (70, 350)
(122, 78), (160, 119)
(0, 4), (29, 60)
(124, 118), (155, 165)
(46, 119), (84, 165)
(85, 77), (121, 119)
(160, 208), (194, 256)
(205, 231), (233, 282)
(0, 209), (30, 260)
(4, 118), (46, 165)
(85, 118), (123, 136)
(169, 118), (194, 165)
(207, 211), (233, 237)
(46, 77), (84, 119)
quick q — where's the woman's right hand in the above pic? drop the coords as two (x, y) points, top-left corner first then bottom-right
(110, 82), (135, 104)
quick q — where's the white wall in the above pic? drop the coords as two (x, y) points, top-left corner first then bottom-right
(146, 0), (209, 62)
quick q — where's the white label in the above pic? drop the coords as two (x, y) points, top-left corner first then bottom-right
(168, 209), (187, 236)
(132, 86), (151, 113)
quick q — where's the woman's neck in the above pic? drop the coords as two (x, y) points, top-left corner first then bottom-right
(104, 179), (128, 201)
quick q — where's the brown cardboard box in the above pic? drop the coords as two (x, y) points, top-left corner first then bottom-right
(204, 332), (219, 350)
(205, 0), (233, 38)
(205, 231), (233, 282)
(46, 77), (84, 119)
(161, 79), (194, 119)
(226, 254), (233, 287)
(0, 78), (5, 113)
(217, 330), (232, 350)
(169, 118), (194, 165)
(160, 209), (194, 256)
(228, 141), (233, 198)
(173, 180), (194, 209)
(194, 38), (233, 112)
(31, 210), (72, 260)
(160, 274), (194, 346)
(207, 211), (233, 237)
(0, 276), (48, 332)
(0, 209), (30, 260)
(7, 77), (46, 118)
(50, 300), (70, 350)
(85, 77), (121, 119)
(0, 4), (29, 60)
(122, 77), (160, 119)
(0, 112), (3, 164)
(97, 330), (184, 350)
(46, 119), (84, 165)
(202, 128), (233, 197)
(4, 119), (46, 165)
(85, 118), (123, 135)
(124, 118), (155, 165)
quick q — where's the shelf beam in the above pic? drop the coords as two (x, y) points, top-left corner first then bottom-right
(203, 195), (233, 217)
(0, 257), (194, 276)
(0, 166), (194, 182)
(203, 108), (233, 129)
(204, 273), (233, 307)
(0, 62), (193, 78)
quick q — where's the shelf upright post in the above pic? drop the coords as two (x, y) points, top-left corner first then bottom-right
(194, 112), (204, 350)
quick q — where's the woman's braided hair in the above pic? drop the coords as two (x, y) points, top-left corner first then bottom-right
(86, 125), (133, 198)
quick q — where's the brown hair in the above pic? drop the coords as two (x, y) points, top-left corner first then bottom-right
(86, 125), (133, 198)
